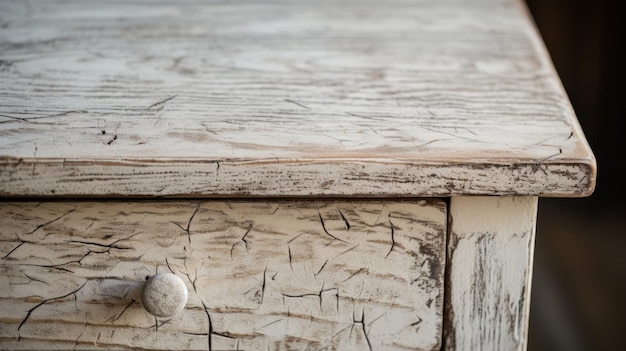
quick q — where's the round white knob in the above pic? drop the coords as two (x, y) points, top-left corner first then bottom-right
(142, 273), (188, 317)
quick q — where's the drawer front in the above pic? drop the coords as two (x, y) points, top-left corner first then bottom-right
(0, 201), (446, 350)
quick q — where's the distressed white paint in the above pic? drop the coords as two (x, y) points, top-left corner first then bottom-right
(0, 0), (596, 197)
(0, 200), (446, 350)
(445, 196), (537, 351)
(0, 2), (594, 350)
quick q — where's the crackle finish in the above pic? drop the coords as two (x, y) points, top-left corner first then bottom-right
(0, 200), (446, 350)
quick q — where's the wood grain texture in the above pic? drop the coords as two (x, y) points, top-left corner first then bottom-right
(0, 0), (595, 197)
(444, 196), (537, 351)
(0, 200), (446, 350)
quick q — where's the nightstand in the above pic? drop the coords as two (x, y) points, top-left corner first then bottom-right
(0, 0), (595, 350)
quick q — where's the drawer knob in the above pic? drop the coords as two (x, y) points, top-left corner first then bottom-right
(142, 273), (188, 317)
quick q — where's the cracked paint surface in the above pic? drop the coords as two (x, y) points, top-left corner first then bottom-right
(0, 200), (446, 350)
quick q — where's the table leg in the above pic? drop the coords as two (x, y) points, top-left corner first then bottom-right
(444, 196), (538, 351)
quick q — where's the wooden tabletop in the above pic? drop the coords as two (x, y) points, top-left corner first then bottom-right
(0, 0), (596, 197)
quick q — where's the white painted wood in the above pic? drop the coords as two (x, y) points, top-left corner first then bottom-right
(444, 196), (537, 351)
(0, 200), (446, 350)
(0, 0), (595, 197)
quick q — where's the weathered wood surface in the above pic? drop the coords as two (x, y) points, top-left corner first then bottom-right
(444, 196), (537, 351)
(0, 0), (595, 197)
(0, 200), (446, 350)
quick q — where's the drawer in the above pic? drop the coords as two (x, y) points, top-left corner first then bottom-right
(0, 200), (446, 350)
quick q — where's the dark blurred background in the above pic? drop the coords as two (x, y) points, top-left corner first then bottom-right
(525, 0), (625, 350)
